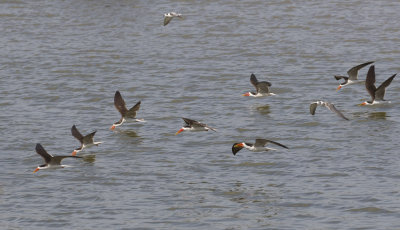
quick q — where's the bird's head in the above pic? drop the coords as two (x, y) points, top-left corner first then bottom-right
(33, 164), (46, 173)
(232, 142), (245, 155)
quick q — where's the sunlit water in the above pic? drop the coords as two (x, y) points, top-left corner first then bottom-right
(1, 1), (400, 229)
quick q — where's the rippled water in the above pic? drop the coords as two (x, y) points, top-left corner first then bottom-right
(1, 0), (400, 229)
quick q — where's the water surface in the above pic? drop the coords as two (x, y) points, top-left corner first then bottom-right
(1, 1), (400, 229)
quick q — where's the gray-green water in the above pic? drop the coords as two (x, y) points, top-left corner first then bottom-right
(1, 1), (400, 229)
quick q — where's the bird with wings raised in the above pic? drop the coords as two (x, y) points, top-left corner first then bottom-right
(110, 91), (144, 130)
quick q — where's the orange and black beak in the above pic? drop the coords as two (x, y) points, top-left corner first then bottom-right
(175, 128), (184, 135)
(33, 167), (40, 173)
(234, 143), (244, 148)
(242, 92), (250, 96)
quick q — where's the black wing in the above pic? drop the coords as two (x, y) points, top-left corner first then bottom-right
(35, 143), (53, 163)
(255, 139), (289, 149)
(310, 102), (318, 115)
(326, 103), (349, 121)
(365, 65), (377, 102)
(71, 125), (84, 143)
(250, 73), (259, 90)
(82, 131), (96, 145)
(347, 61), (374, 80)
(334, 75), (347, 81)
(114, 91), (128, 117)
(164, 16), (173, 26)
(182, 117), (203, 127)
(334, 76), (349, 85)
(375, 74), (396, 100)
(126, 101), (141, 118)
(52, 156), (82, 165)
(256, 82), (271, 94)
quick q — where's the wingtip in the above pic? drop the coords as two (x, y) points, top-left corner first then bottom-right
(35, 143), (42, 150)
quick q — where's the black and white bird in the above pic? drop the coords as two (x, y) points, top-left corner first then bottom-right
(335, 61), (374, 91)
(310, 101), (349, 120)
(34, 143), (81, 173)
(360, 65), (396, 106)
(175, 118), (216, 135)
(232, 139), (288, 155)
(71, 125), (102, 156)
(164, 12), (182, 26)
(242, 73), (275, 97)
(111, 91), (144, 130)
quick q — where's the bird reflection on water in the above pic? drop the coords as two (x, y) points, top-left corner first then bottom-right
(120, 130), (140, 138)
(256, 104), (271, 115)
(368, 112), (387, 120)
(82, 154), (96, 163)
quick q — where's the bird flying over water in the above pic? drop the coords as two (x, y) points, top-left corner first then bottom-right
(111, 91), (144, 130)
(34, 143), (81, 173)
(335, 61), (374, 91)
(242, 73), (275, 97)
(359, 65), (396, 106)
(71, 125), (102, 156)
(164, 12), (183, 26)
(232, 139), (288, 155)
(309, 101), (349, 120)
(175, 117), (216, 135)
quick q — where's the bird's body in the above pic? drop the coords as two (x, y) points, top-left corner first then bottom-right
(164, 12), (182, 26)
(71, 125), (102, 156)
(34, 143), (81, 173)
(243, 73), (275, 97)
(335, 61), (374, 91)
(111, 91), (144, 130)
(232, 139), (288, 155)
(310, 101), (349, 120)
(175, 118), (216, 135)
(360, 65), (396, 106)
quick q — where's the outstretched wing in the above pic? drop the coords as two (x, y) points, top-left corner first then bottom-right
(347, 61), (374, 80)
(114, 91), (128, 117)
(182, 117), (216, 131)
(375, 74), (396, 100)
(52, 156), (82, 165)
(310, 102), (318, 115)
(82, 131), (96, 145)
(255, 139), (289, 149)
(256, 82), (271, 94)
(334, 75), (348, 81)
(250, 73), (271, 94)
(250, 73), (259, 90)
(35, 143), (53, 163)
(164, 16), (172, 26)
(326, 103), (349, 121)
(71, 125), (84, 143)
(365, 65), (377, 102)
(206, 125), (217, 132)
(182, 117), (200, 126)
(126, 101), (141, 118)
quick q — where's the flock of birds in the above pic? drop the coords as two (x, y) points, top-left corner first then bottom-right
(32, 13), (397, 173)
